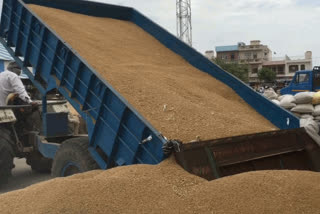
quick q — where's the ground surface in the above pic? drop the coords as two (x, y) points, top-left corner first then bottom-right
(0, 158), (52, 194)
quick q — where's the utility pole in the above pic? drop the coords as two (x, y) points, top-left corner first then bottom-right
(176, 0), (192, 46)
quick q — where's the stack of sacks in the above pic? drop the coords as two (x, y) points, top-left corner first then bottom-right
(291, 92), (315, 116)
(263, 91), (320, 134)
(263, 88), (278, 100)
(278, 94), (296, 109)
(312, 92), (320, 123)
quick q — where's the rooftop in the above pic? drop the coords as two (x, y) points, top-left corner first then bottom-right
(215, 45), (238, 52)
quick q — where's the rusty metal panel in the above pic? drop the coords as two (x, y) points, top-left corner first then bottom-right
(175, 128), (320, 181)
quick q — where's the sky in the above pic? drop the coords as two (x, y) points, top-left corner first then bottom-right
(1, 0), (319, 64)
(91, 0), (320, 65)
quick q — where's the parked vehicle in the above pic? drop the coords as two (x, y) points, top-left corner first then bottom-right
(280, 66), (320, 95)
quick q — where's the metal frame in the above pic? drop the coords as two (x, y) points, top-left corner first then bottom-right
(0, 0), (302, 172)
(176, 0), (192, 46)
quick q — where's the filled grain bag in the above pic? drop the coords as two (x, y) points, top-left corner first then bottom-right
(300, 118), (319, 133)
(279, 95), (296, 109)
(300, 114), (314, 119)
(312, 91), (320, 105)
(263, 88), (278, 100)
(271, 99), (280, 105)
(291, 104), (314, 114)
(300, 118), (320, 146)
(315, 116), (320, 120)
(294, 92), (315, 104)
(313, 105), (320, 116)
(277, 95), (285, 101)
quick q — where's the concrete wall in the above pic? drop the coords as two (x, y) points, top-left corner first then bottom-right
(216, 51), (239, 62)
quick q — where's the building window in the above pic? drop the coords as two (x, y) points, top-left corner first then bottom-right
(231, 54), (235, 60)
(277, 65), (285, 74)
(253, 54), (257, 59)
(289, 65), (299, 73)
(252, 68), (258, 74)
(244, 52), (251, 60)
(295, 73), (309, 83)
(300, 64), (305, 70)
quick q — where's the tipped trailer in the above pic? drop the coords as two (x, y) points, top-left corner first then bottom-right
(0, 0), (319, 181)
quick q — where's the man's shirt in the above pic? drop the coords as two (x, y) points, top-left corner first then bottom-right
(0, 70), (31, 106)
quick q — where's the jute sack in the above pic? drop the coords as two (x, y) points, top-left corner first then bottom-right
(300, 118), (319, 134)
(300, 114), (314, 120)
(278, 95), (285, 101)
(271, 99), (280, 105)
(294, 92), (315, 104)
(263, 88), (278, 100)
(280, 95), (296, 109)
(291, 104), (314, 114)
(312, 91), (320, 105)
(313, 105), (320, 116)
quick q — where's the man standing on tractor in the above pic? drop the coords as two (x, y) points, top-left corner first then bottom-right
(0, 61), (32, 106)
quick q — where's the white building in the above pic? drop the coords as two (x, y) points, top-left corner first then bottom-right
(249, 51), (313, 83)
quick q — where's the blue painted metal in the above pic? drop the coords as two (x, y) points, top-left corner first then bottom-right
(61, 161), (80, 176)
(280, 70), (320, 95)
(45, 112), (69, 137)
(215, 45), (239, 52)
(37, 138), (60, 159)
(0, 42), (13, 60)
(0, 60), (4, 72)
(0, 0), (300, 169)
(0, 0), (167, 169)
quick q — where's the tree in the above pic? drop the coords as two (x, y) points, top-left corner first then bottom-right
(257, 67), (276, 82)
(213, 58), (249, 83)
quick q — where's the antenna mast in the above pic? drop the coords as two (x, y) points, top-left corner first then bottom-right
(176, 0), (192, 46)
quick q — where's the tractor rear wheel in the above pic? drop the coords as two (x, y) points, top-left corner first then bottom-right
(51, 137), (99, 177)
(26, 151), (52, 173)
(0, 127), (15, 186)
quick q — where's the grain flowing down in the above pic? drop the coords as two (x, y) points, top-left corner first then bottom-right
(1, 158), (319, 214)
(28, 5), (277, 142)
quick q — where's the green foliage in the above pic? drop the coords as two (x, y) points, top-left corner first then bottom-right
(213, 58), (249, 83)
(257, 67), (276, 82)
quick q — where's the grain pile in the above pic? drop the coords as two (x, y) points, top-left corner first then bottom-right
(1, 158), (319, 214)
(28, 5), (277, 142)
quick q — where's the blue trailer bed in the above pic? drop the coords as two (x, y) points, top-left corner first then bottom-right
(0, 0), (303, 174)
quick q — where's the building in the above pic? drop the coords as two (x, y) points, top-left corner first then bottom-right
(238, 40), (271, 74)
(205, 50), (215, 61)
(258, 51), (313, 83)
(215, 45), (239, 62)
(213, 40), (312, 83)
(0, 43), (13, 72)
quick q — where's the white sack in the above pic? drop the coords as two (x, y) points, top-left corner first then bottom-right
(313, 105), (320, 116)
(291, 104), (314, 114)
(300, 114), (314, 119)
(271, 99), (280, 105)
(278, 95), (285, 101)
(300, 118), (320, 146)
(280, 95), (296, 109)
(294, 92), (315, 104)
(263, 88), (278, 100)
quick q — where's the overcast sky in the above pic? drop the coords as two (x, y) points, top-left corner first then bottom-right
(1, 0), (319, 64)
(91, 0), (320, 65)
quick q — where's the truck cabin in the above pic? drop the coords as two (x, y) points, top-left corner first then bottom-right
(280, 66), (320, 95)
